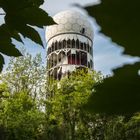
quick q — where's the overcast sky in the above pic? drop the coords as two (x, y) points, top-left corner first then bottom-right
(0, 0), (139, 75)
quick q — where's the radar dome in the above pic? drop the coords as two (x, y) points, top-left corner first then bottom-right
(46, 10), (94, 41)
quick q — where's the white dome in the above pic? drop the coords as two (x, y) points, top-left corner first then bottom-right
(46, 10), (94, 41)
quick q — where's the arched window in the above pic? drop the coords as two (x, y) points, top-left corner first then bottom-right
(58, 67), (62, 80)
(53, 53), (57, 67)
(88, 62), (90, 68)
(72, 54), (76, 64)
(84, 43), (86, 51)
(80, 42), (84, 50)
(72, 39), (75, 48)
(90, 60), (93, 68)
(91, 47), (93, 56)
(60, 41), (63, 49)
(63, 40), (66, 49)
(68, 50), (72, 64)
(51, 56), (53, 68)
(58, 52), (61, 62)
(81, 52), (87, 66)
(53, 68), (58, 80)
(50, 46), (52, 53)
(76, 39), (79, 49)
(76, 51), (80, 65)
(55, 41), (57, 51)
(89, 46), (92, 55)
(58, 51), (65, 63)
(87, 44), (90, 53)
(49, 48), (51, 54)
(58, 41), (61, 50)
(52, 43), (54, 52)
(67, 39), (71, 48)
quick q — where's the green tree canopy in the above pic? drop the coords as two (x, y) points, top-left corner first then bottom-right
(43, 70), (106, 140)
(0, 51), (46, 100)
(1, 52), (140, 139)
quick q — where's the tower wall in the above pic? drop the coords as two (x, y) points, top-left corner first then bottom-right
(46, 10), (94, 80)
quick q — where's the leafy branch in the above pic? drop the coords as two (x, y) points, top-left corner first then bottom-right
(0, 0), (56, 72)
(84, 0), (140, 114)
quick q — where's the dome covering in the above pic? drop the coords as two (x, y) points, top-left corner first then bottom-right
(46, 10), (94, 42)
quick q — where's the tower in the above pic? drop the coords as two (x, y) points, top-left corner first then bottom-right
(46, 10), (94, 80)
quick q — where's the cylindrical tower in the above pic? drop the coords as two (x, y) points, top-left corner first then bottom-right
(46, 10), (94, 80)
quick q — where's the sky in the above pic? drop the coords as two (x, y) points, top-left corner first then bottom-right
(0, 0), (139, 75)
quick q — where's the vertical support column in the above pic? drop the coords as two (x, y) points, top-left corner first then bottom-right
(74, 39), (76, 65)
(79, 41), (81, 66)
(70, 40), (72, 64)
(57, 42), (58, 80)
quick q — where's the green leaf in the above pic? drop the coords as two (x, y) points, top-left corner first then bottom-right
(0, 24), (22, 56)
(11, 31), (24, 44)
(0, 0), (55, 71)
(17, 25), (43, 46)
(0, 24), (23, 43)
(27, 0), (44, 7)
(85, 0), (140, 56)
(4, 3), (55, 47)
(85, 62), (140, 115)
(0, 54), (4, 72)
(1, 0), (44, 13)
(19, 7), (56, 27)
(84, 0), (140, 115)
(0, 41), (22, 56)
